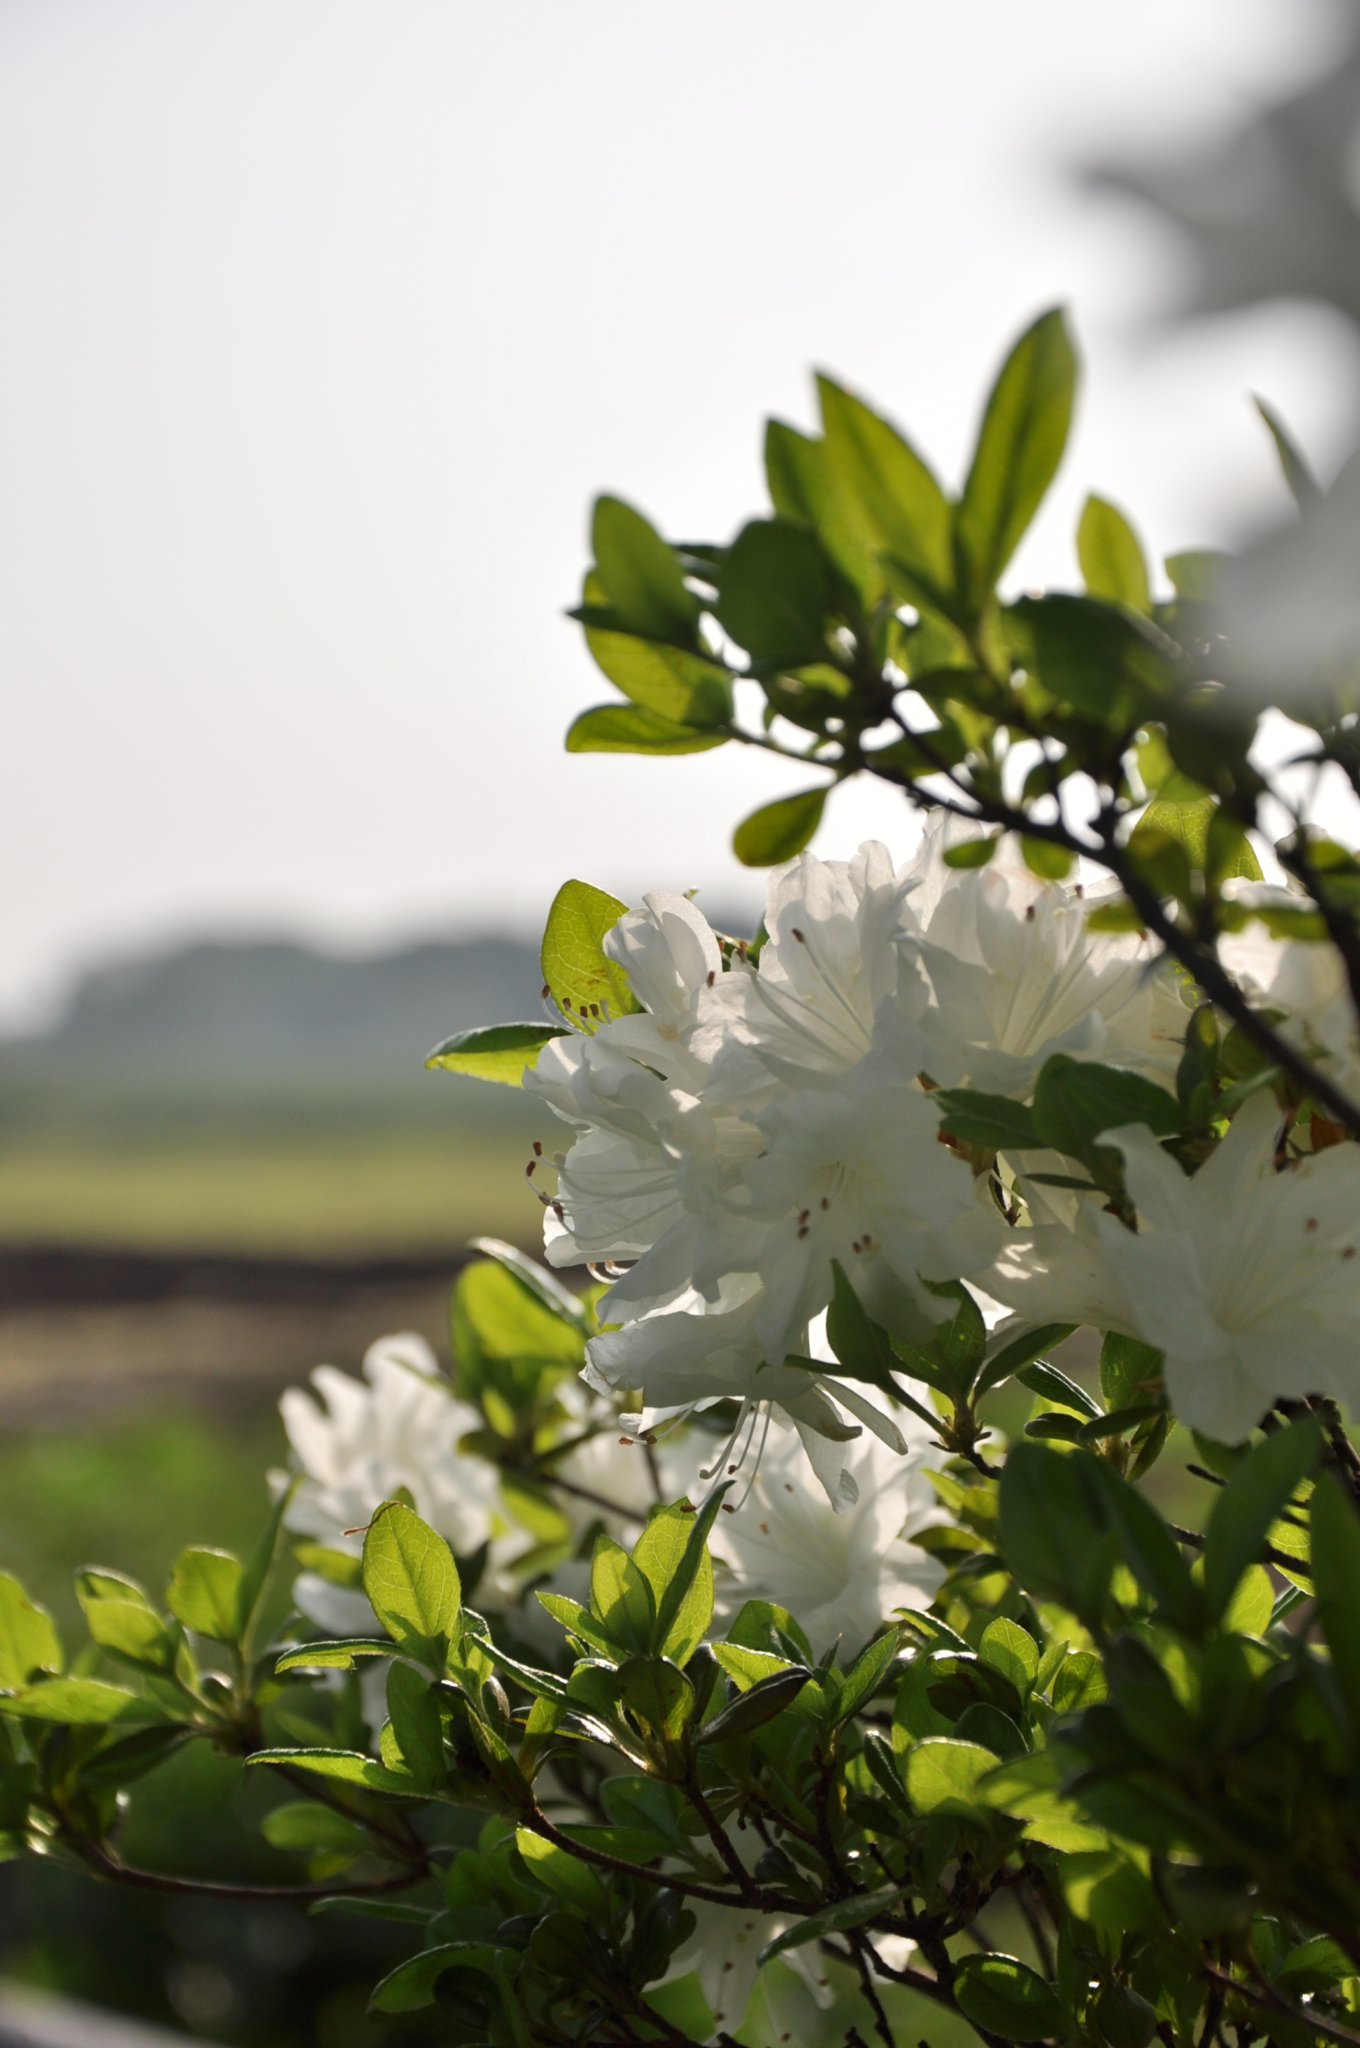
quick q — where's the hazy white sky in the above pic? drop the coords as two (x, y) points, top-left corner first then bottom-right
(3, 0), (1354, 1028)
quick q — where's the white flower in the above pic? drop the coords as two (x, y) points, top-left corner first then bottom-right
(279, 1333), (505, 1634)
(987, 1096), (1360, 1443)
(1097, 1097), (1360, 1441)
(706, 840), (922, 1080)
(904, 815), (1183, 1095)
(1221, 911), (1360, 1112)
(660, 1897), (835, 2037)
(709, 1409), (945, 1656)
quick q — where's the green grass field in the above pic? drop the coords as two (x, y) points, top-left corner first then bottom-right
(0, 1126), (541, 1254)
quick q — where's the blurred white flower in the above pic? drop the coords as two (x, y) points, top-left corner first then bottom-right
(709, 1409), (945, 1656)
(279, 1333), (505, 1635)
(1221, 911), (1360, 1111)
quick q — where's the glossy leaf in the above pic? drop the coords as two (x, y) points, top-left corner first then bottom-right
(540, 878), (641, 1030)
(424, 1021), (567, 1086)
(957, 308), (1077, 607)
(362, 1502), (461, 1666)
(732, 787), (827, 867)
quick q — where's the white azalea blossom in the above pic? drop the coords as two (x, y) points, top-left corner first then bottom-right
(989, 1096), (1360, 1442)
(709, 1409), (945, 1655)
(904, 814), (1184, 1094)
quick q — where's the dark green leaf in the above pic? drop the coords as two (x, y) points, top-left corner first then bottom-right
(369, 1942), (501, 2015)
(716, 518), (831, 665)
(1203, 1418), (1320, 1621)
(758, 1884), (911, 1965)
(954, 1953), (1065, 2042)
(825, 1259), (897, 1391)
(975, 1323), (1077, 1397)
(699, 1666), (811, 1743)
(1310, 1473), (1360, 1732)
(936, 1089), (1042, 1154)
(1032, 1054), (1181, 1161)
(1013, 592), (1174, 719)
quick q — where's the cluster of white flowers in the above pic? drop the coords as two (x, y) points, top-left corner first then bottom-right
(277, 1330), (943, 1658)
(529, 823), (1360, 1453)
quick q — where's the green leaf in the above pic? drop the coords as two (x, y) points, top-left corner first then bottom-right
(935, 1089), (1042, 1155)
(1164, 550), (1225, 602)
(261, 1802), (369, 1861)
(1021, 836), (1074, 882)
(275, 1637), (395, 1673)
(583, 627), (733, 728)
(0, 1575), (62, 1690)
(979, 1619), (1039, 1704)
(905, 1738), (998, 1818)
(1088, 1458), (1202, 1633)
(565, 703), (726, 755)
(384, 1661), (445, 1789)
(816, 376), (954, 610)
(631, 1504), (714, 1665)
(82, 1598), (175, 1672)
(764, 418), (880, 601)
(975, 1323), (1077, 1397)
(1077, 494), (1152, 613)
(835, 1630), (901, 1721)
(1099, 1333), (1164, 1411)
(166, 1548), (245, 1645)
(941, 834), (999, 869)
(533, 1593), (623, 1659)
(617, 1656), (694, 1748)
(732, 787), (827, 867)
(758, 1884), (911, 1966)
(1253, 396), (1321, 510)
(1013, 592), (1174, 720)
(953, 1954), (1065, 2042)
(0, 1678), (165, 1726)
(1032, 1054), (1181, 1162)
(1202, 1418), (1320, 1621)
(825, 1259), (898, 1392)
(362, 1502), (461, 1666)
(956, 308), (1077, 608)
(591, 496), (698, 643)
(248, 1746), (419, 1797)
(540, 878), (641, 1031)
(589, 1537), (655, 1654)
(716, 518), (831, 665)
(699, 1665), (811, 1743)
(1017, 1359), (1101, 1418)
(1310, 1473), (1360, 1732)
(1051, 1651), (1107, 1713)
(999, 1441), (1116, 1622)
(651, 1486), (729, 1663)
(514, 1825), (608, 1912)
(425, 1021), (567, 1086)
(369, 1942), (501, 2015)
(453, 1258), (585, 1370)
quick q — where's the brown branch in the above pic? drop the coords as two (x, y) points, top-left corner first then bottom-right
(72, 1834), (429, 1904)
(1202, 1964), (1360, 2048)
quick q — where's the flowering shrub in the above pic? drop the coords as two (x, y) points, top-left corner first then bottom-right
(5, 310), (1360, 2047)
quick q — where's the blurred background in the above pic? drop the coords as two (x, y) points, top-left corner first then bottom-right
(2, 0), (1357, 2039)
